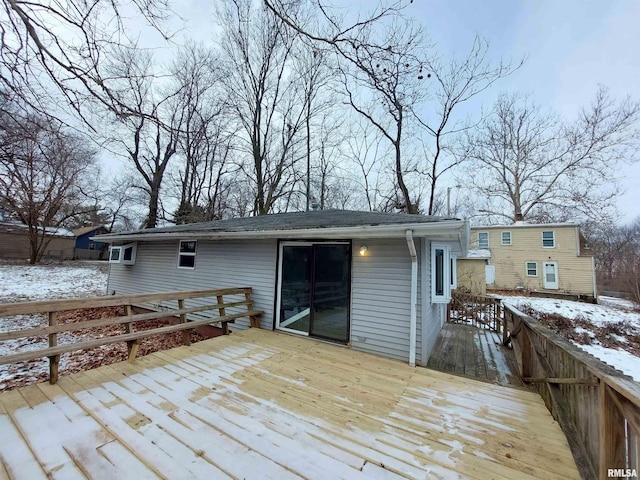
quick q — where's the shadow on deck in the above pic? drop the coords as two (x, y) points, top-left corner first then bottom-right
(427, 322), (526, 388)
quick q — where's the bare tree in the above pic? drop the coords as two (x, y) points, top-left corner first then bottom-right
(108, 49), (183, 228)
(464, 88), (640, 223)
(414, 37), (521, 215)
(339, 18), (427, 213)
(0, 102), (97, 263)
(219, 0), (306, 215)
(0, 0), (173, 123)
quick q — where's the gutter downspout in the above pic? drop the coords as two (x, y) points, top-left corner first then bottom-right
(406, 230), (418, 368)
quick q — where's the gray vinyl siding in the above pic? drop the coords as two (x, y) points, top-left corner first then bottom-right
(350, 238), (423, 364)
(107, 239), (277, 330)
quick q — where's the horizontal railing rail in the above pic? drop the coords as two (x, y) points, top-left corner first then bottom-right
(0, 287), (263, 384)
(503, 303), (640, 479)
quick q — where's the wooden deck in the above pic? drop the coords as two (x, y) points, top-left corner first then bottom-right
(427, 322), (525, 387)
(0, 329), (579, 479)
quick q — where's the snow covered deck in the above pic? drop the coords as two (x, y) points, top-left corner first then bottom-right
(0, 328), (579, 479)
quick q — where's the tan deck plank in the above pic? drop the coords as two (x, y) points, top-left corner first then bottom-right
(0, 329), (580, 480)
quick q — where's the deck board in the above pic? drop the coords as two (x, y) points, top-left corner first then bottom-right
(428, 322), (526, 387)
(0, 329), (579, 479)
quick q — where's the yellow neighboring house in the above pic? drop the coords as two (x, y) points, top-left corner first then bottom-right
(456, 222), (597, 300)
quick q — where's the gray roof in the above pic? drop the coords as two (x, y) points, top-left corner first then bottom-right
(100, 210), (457, 238)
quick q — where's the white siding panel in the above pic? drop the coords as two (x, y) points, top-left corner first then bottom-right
(107, 239), (277, 330)
(351, 238), (413, 362)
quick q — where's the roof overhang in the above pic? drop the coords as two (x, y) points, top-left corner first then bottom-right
(94, 220), (469, 254)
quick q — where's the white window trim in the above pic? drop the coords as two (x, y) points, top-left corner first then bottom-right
(542, 230), (555, 248)
(109, 243), (137, 265)
(431, 243), (451, 303)
(477, 232), (489, 249)
(526, 261), (538, 277)
(177, 240), (197, 269)
(501, 231), (512, 246)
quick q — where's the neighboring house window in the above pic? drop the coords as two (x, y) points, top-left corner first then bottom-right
(178, 240), (197, 268)
(501, 231), (512, 245)
(450, 255), (457, 289)
(432, 243), (451, 303)
(478, 232), (489, 249)
(88, 242), (95, 250)
(542, 231), (555, 248)
(526, 262), (538, 277)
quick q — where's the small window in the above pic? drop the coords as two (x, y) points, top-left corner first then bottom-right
(432, 243), (451, 303)
(88, 242), (95, 250)
(178, 240), (197, 268)
(109, 246), (122, 263)
(526, 262), (538, 277)
(450, 255), (457, 289)
(501, 231), (512, 246)
(108, 243), (136, 265)
(478, 232), (489, 249)
(542, 231), (555, 248)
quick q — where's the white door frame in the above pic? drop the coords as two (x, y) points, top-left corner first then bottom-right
(275, 241), (350, 336)
(543, 261), (559, 289)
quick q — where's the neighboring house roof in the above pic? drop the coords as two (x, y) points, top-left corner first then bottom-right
(96, 210), (469, 253)
(463, 248), (491, 259)
(73, 225), (108, 237)
(0, 222), (74, 237)
(471, 222), (579, 229)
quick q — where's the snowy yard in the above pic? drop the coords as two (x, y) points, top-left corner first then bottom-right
(0, 261), (208, 391)
(499, 295), (640, 381)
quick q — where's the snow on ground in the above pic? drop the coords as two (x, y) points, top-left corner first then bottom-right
(0, 261), (108, 302)
(0, 261), (109, 389)
(499, 294), (640, 381)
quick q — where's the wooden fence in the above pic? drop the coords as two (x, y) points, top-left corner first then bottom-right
(503, 303), (640, 479)
(447, 292), (503, 332)
(0, 288), (263, 385)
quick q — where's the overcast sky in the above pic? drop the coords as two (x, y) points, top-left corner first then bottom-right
(142, 0), (640, 223)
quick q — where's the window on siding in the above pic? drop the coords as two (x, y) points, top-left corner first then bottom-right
(109, 243), (136, 265)
(478, 232), (489, 248)
(526, 262), (538, 276)
(501, 231), (512, 245)
(432, 244), (451, 303)
(178, 240), (197, 268)
(542, 231), (555, 248)
(450, 256), (457, 288)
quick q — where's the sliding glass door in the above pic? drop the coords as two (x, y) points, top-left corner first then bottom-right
(277, 243), (350, 343)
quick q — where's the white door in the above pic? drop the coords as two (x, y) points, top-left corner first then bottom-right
(485, 265), (495, 285)
(543, 261), (559, 289)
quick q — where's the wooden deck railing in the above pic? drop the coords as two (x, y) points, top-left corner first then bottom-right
(447, 291), (503, 332)
(503, 303), (640, 479)
(0, 288), (263, 385)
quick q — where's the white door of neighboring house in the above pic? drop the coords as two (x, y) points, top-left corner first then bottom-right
(485, 265), (495, 285)
(543, 261), (559, 289)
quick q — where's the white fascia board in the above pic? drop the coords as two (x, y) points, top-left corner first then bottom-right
(96, 220), (468, 243)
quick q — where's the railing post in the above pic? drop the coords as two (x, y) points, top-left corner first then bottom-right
(125, 305), (140, 362)
(599, 383), (628, 477)
(521, 324), (532, 378)
(48, 312), (59, 384)
(217, 295), (229, 335)
(502, 308), (509, 345)
(178, 299), (191, 345)
(244, 289), (259, 328)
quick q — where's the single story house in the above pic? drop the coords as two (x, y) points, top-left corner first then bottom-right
(96, 210), (469, 366)
(0, 222), (75, 261)
(73, 225), (110, 260)
(457, 222), (596, 300)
